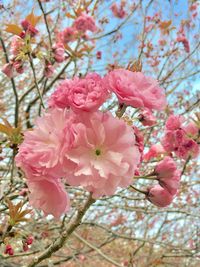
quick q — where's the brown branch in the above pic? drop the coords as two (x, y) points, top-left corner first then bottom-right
(27, 194), (95, 267)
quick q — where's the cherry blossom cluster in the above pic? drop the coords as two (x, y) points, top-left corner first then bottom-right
(57, 13), (97, 45)
(162, 114), (199, 159)
(1, 11), (97, 79)
(15, 69), (169, 217)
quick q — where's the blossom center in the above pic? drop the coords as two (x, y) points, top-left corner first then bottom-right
(95, 148), (101, 156)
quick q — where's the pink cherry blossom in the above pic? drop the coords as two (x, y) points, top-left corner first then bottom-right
(10, 36), (24, 56)
(21, 19), (38, 37)
(13, 60), (24, 74)
(58, 27), (78, 44)
(111, 3), (127, 19)
(105, 69), (166, 110)
(138, 109), (157, 126)
(48, 80), (72, 109)
(1, 63), (13, 78)
(73, 14), (97, 33)
(155, 157), (180, 195)
(177, 35), (190, 53)
(165, 114), (185, 130)
(162, 128), (199, 159)
(147, 185), (174, 207)
(144, 144), (166, 161)
(49, 73), (109, 112)
(28, 178), (70, 218)
(65, 111), (140, 198)
(183, 122), (199, 138)
(68, 73), (109, 112)
(15, 108), (76, 178)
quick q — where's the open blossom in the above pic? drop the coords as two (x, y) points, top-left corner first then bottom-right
(49, 73), (109, 112)
(10, 36), (24, 56)
(162, 129), (199, 159)
(68, 73), (109, 112)
(58, 27), (78, 44)
(21, 19), (38, 37)
(111, 3), (127, 19)
(15, 108), (75, 178)
(144, 144), (166, 161)
(15, 108), (76, 217)
(154, 156), (180, 195)
(105, 69), (166, 110)
(73, 13), (97, 33)
(28, 178), (70, 218)
(16, 108), (140, 215)
(2, 63), (13, 78)
(65, 111), (140, 198)
(147, 185), (174, 207)
(48, 80), (72, 109)
(183, 122), (199, 138)
(162, 115), (199, 159)
(165, 114), (185, 130)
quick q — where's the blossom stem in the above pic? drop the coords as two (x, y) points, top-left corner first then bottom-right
(134, 175), (157, 180)
(130, 185), (148, 195)
(28, 54), (45, 109)
(116, 103), (126, 118)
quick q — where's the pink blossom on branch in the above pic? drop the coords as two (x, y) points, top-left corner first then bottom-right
(57, 27), (78, 44)
(144, 144), (167, 162)
(1, 63), (14, 78)
(162, 115), (199, 159)
(183, 122), (199, 138)
(52, 43), (65, 63)
(165, 114), (185, 130)
(28, 178), (70, 218)
(147, 185), (174, 207)
(105, 69), (167, 110)
(48, 73), (109, 112)
(154, 156), (180, 195)
(110, 2), (127, 19)
(10, 36), (24, 56)
(73, 13), (97, 33)
(65, 111), (140, 198)
(15, 108), (76, 178)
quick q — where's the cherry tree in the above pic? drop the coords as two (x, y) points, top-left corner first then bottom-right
(0, 0), (199, 266)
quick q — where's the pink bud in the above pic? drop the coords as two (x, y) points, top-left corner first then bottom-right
(96, 51), (102, 59)
(44, 63), (54, 78)
(25, 235), (34, 245)
(147, 185), (174, 207)
(13, 60), (24, 74)
(138, 109), (157, 126)
(21, 20), (30, 30)
(23, 243), (29, 252)
(52, 43), (65, 63)
(155, 156), (180, 195)
(4, 244), (14, 256)
(2, 63), (13, 78)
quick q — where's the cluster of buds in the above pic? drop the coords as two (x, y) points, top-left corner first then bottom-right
(20, 19), (38, 38)
(4, 244), (14, 256)
(22, 235), (34, 252)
